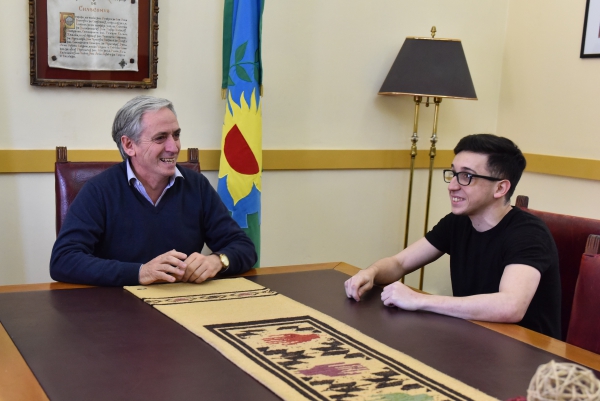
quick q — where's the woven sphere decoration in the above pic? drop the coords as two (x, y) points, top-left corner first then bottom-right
(527, 360), (600, 401)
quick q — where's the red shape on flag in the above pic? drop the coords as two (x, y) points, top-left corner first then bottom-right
(224, 124), (259, 175)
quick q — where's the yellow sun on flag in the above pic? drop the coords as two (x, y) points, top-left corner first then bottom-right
(218, 89), (262, 205)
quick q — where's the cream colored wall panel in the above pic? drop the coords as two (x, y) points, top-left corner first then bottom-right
(498, 0), (600, 158)
(260, 170), (404, 267)
(0, 174), (54, 285)
(516, 172), (600, 220)
(262, 0), (509, 151)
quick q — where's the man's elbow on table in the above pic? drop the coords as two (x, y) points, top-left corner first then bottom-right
(49, 253), (68, 283)
(489, 295), (531, 323)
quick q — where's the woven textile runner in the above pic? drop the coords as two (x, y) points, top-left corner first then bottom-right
(125, 279), (498, 401)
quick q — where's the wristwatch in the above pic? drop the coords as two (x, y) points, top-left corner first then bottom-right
(212, 252), (230, 272)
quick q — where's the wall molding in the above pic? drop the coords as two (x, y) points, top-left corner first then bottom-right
(0, 149), (599, 181)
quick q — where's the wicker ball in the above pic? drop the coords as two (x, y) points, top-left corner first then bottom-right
(527, 360), (600, 401)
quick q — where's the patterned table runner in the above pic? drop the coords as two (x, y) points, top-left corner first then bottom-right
(125, 278), (498, 401)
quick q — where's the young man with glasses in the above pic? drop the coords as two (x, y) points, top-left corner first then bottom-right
(344, 134), (561, 339)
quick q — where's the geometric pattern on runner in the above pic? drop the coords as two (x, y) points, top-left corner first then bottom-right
(141, 288), (278, 306)
(206, 315), (476, 401)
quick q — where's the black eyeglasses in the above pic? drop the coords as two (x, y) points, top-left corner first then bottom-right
(443, 169), (502, 186)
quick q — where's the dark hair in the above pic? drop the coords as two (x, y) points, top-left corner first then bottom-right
(454, 134), (526, 201)
(112, 96), (177, 160)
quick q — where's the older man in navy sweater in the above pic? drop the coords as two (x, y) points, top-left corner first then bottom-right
(50, 96), (257, 286)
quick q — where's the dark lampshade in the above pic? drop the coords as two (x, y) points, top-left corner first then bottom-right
(379, 37), (477, 100)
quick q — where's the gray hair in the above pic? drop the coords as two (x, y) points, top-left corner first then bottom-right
(112, 95), (177, 160)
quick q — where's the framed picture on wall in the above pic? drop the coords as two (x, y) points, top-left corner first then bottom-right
(29, 0), (159, 88)
(581, 0), (600, 57)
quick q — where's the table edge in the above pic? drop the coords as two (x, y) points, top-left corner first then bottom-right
(0, 322), (49, 401)
(1, 261), (598, 401)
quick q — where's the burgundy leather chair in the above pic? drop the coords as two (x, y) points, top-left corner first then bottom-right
(516, 195), (600, 340)
(566, 234), (600, 354)
(55, 146), (200, 236)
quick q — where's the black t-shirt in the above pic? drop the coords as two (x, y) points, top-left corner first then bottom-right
(425, 207), (561, 339)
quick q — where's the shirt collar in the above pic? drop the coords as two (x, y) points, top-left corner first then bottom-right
(126, 159), (183, 187)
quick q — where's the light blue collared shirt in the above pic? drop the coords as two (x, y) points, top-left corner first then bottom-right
(126, 159), (183, 206)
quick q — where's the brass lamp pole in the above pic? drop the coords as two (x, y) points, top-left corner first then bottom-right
(420, 96), (441, 289)
(379, 27), (477, 290)
(400, 96), (421, 283)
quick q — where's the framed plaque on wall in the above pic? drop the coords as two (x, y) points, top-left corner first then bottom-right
(29, 0), (159, 88)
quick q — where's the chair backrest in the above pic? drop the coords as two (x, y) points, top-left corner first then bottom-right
(566, 235), (600, 354)
(515, 195), (600, 340)
(55, 146), (200, 236)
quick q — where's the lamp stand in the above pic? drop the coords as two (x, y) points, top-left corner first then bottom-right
(418, 96), (441, 290)
(401, 96), (422, 283)
(379, 27), (477, 291)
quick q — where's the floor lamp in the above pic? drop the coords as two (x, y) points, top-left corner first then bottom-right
(378, 27), (477, 290)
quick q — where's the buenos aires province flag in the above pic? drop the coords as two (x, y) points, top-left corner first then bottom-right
(218, 0), (264, 266)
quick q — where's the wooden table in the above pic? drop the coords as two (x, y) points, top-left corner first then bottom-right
(1, 262), (598, 401)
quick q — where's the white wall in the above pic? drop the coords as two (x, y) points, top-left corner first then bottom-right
(497, 1), (600, 160)
(4, 1), (598, 296)
(263, 1), (509, 150)
(496, 0), (600, 219)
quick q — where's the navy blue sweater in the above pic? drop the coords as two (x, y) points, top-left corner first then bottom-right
(50, 162), (257, 286)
